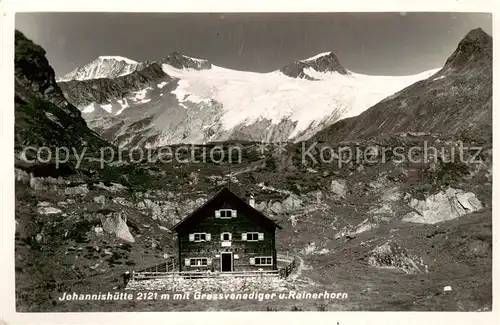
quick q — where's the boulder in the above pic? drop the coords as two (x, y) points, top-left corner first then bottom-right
(15, 169), (31, 183)
(35, 233), (43, 243)
(367, 241), (425, 274)
(403, 187), (483, 224)
(94, 182), (127, 192)
(282, 194), (303, 211)
(254, 201), (268, 211)
(93, 195), (106, 204)
(188, 172), (199, 185)
(29, 177), (45, 191)
(301, 242), (316, 255)
(64, 184), (89, 196)
(310, 190), (323, 203)
(354, 218), (378, 234)
(315, 248), (330, 255)
(36, 202), (63, 215)
(37, 206), (63, 215)
(269, 201), (284, 214)
(330, 179), (347, 197)
(102, 213), (135, 243)
(112, 197), (133, 207)
(455, 192), (483, 212)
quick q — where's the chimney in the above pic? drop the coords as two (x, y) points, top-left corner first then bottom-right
(249, 193), (255, 208)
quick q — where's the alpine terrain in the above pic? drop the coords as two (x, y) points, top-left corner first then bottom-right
(14, 27), (491, 313)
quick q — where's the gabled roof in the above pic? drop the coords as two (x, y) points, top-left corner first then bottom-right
(170, 187), (282, 232)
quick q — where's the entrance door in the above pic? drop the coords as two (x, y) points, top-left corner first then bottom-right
(221, 252), (233, 272)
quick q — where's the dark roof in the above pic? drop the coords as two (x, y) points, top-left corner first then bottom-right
(170, 187), (282, 232)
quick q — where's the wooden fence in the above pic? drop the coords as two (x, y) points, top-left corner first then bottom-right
(278, 256), (298, 279)
(132, 270), (280, 280)
(135, 257), (176, 274)
(131, 255), (298, 280)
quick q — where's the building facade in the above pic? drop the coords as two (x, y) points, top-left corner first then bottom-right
(170, 187), (282, 272)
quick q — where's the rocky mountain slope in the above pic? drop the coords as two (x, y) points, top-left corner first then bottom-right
(56, 56), (146, 82)
(59, 62), (170, 109)
(312, 28), (492, 143)
(15, 136), (492, 311)
(14, 31), (173, 311)
(57, 51), (439, 148)
(14, 30), (106, 150)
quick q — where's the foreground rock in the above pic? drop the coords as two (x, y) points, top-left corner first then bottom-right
(367, 241), (427, 274)
(64, 184), (89, 196)
(102, 212), (135, 243)
(36, 202), (63, 215)
(330, 179), (347, 197)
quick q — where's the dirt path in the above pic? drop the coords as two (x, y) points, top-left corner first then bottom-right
(289, 255), (305, 281)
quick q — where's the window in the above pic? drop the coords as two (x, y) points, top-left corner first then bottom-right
(189, 233), (211, 242)
(243, 232), (263, 241)
(221, 232), (232, 241)
(255, 257), (273, 266)
(188, 258), (209, 266)
(247, 233), (258, 241)
(221, 210), (232, 218)
(215, 209), (236, 219)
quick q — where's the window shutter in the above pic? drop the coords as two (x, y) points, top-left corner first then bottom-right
(215, 210), (221, 218)
(228, 233), (232, 241)
(241, 233), (247, 241)
(220, 233), (224, 241)
(207, 258), (212, 265)
(258, 233), (264, 240)
(189, 234), (194, 241)
(232, 209), (237, 218)
(249, 258), (255, 265)
(206, 233), (211, 241)
(185, 258), (190, 266)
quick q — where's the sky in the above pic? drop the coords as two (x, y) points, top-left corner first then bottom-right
(15, 12), (492, 77)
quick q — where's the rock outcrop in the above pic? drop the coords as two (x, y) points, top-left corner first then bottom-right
(403, 187), (483, 224)
(330, 179), (347, 197)
(102, 213), (135, 243)
(367, 241), (427, 274)
(14, 30), (108, 148)
(280, 52), (349, 79)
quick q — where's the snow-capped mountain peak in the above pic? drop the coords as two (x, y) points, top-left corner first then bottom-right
(57, 53), (213, 82)
(97, 55), (138, 64)
(160, 52), (212, 70)
(280, 51), (349, 80)
(301, 51), (333, 62)
(57, 55), (141, 82)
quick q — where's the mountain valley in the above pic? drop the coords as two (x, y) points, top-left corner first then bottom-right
(12, 27), (492, 312)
